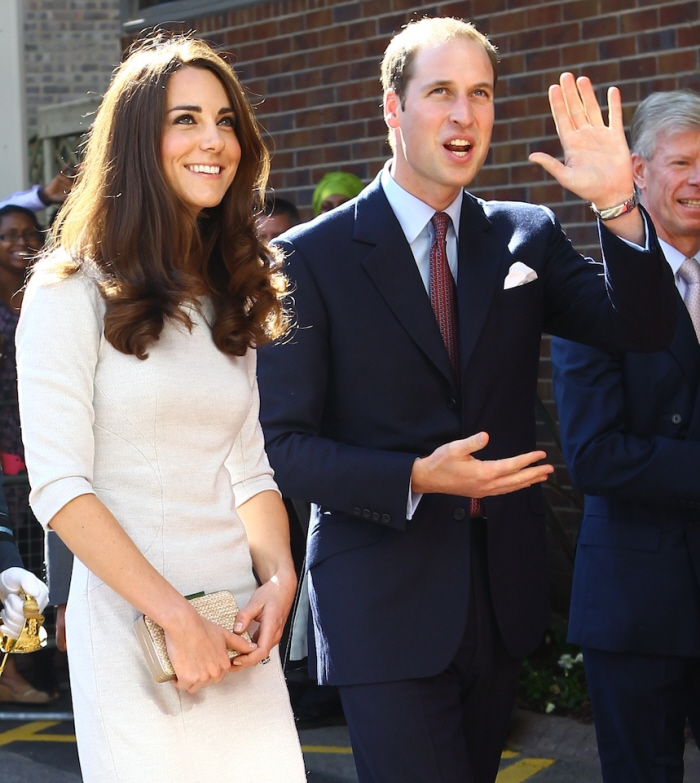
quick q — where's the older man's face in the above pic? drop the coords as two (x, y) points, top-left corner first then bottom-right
(633, 129), (700, 258)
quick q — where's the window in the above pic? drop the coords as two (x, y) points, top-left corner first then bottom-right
(121, 0), (259, 30)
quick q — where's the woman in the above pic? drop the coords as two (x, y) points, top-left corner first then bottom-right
(0, 205), (42, 482)
(0, 205), (53, 703)
(311, 171), (364, 216)
(16, 34), (305, 782)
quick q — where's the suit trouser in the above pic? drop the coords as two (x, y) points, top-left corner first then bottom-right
(337, 520), (521, 783)
(584, 647), (700, 783)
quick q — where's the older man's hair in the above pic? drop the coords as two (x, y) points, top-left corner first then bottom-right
(631, 89), (700, 160)
(381, 17), (499, 109)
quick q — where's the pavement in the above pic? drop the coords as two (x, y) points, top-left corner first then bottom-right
(4, 649), (699, 782)
(2, 705), (700, 782)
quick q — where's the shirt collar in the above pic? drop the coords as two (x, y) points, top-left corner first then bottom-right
(380, 161), (464, 242)
(659, 237), (690, 277)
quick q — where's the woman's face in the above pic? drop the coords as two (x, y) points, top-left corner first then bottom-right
(0, 212), (42, 277)
(160, 66), (241, 217)
(319, 193), (351, 214)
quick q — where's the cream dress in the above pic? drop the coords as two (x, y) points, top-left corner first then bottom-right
(16, 264), (306, 783)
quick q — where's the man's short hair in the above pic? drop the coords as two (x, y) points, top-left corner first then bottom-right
(263, 194), (301, 227)
(630, 89), (700, 160)
(381, 17), (499, 109)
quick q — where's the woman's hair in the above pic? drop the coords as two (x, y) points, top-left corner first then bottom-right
(48, 32), (287, 359)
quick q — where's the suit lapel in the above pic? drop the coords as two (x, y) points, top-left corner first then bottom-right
(355, 177), (456, 388)
(456, 194), (506, 374)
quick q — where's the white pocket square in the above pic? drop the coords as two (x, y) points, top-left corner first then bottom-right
(503, 261), (538, 289)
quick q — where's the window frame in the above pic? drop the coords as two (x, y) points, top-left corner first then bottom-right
(121, 0), (257, 31)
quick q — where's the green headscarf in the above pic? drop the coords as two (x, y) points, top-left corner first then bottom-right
(312, 172), (365, 216)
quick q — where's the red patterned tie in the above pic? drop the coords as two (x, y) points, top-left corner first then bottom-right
(429, 213), (481, 519)
(430, 212), (459, 378)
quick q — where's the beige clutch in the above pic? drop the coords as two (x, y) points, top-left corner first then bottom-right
(134, 590), (251, 683)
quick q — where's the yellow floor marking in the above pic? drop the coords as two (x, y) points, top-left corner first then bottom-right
(0, 721), (76, 746)
(301, 744), (354, 754)
(497, 757), (555, 782)
(501, 749), (519, 758)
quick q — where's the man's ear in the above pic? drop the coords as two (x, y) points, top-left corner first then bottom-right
(631, 153), (646, 194)
(384, 90), (401, 129)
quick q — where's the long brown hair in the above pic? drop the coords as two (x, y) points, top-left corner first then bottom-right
(48, 33), (287, 359)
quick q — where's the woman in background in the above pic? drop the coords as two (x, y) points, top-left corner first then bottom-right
(17, 34), (305, 782)
(0, 205), (53, 703)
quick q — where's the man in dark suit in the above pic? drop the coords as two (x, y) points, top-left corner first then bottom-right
(258, 17), (677, 783)
(552, 90), (700, 782)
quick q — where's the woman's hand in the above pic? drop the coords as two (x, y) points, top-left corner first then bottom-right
(163, 601), (258, 693)
(228, 570), (297, 668)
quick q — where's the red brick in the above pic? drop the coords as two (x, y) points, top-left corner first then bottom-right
(317, 24), (347, 47)
(562, 0), (601, 22)
(473, 0), (507, 13)
(660, 1), (699, 26)
(526, 49), (562, 72)
(598, 35), (637, 60)
(678, 23), (700, 47)
(526, 5), (562, 27)
(620, 56), (658, 80)
(621, 8), (659, 33)
(543, 22), (581, 47)
(562, 41), (598, 67)
(659, 49), (699, 74)
(492, 141), (529, 165)
(347, 19), (379, 42)
(582, 16), (618, 40)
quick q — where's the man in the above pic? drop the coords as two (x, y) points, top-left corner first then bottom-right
(551, 90), (700, 782)
(258, 18), (677, 783)
(256, 194), (300, 242)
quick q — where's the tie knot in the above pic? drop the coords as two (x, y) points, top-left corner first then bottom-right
(431, 212), (450, 242)
(679, 256), (700, 286)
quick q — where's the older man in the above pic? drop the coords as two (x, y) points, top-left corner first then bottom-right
(552, 90), (700, 783)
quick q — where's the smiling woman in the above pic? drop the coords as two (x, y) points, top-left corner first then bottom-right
(15, 33), (305, 783)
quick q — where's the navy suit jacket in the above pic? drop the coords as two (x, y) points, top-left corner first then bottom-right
(552, 296), (700, 656)
(258, 174), (677, 686)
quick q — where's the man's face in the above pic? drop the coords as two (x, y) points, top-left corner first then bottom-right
(256, 212), (293, 242)
(633, 129), (700, 258)
(384, 37), (495, 211)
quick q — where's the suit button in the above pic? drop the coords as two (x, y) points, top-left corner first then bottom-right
(353, 507), (362, 516)
(381, 513), (391, 524)
(447, 397), (458, 410)
(453, 507), (466, 520)
(362, 508), (371, 519)
(371, 512), (380, 522)
(671, 414), (682, 424)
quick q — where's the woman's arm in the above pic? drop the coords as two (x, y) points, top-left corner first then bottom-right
(231, 489), (297, 666)
(49, 493), (257, 691)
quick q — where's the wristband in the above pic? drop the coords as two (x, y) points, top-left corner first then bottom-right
(590, 193), (639, 222)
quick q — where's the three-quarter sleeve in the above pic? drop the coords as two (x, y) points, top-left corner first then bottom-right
(16, 269), (102, 528)
(225, 348), (280, 507)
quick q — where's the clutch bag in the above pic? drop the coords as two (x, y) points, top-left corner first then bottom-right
(134, 590), (251, 683)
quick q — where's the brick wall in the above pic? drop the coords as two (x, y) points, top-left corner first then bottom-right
(24, 0), (121, 134)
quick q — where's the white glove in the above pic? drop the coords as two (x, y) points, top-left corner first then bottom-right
(0, 568), (49, 640)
